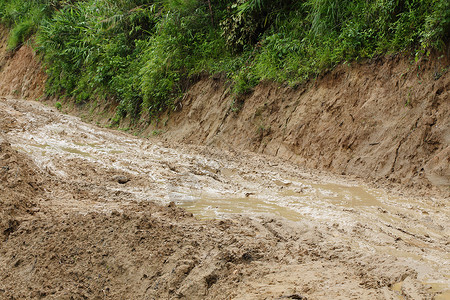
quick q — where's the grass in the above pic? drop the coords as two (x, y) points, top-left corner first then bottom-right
(0, 0), (449, 122)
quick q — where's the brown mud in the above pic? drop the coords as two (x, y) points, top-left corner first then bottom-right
(0, 24), (448, 197)
(0, 26), (449, 299)
(138, 54), (450, 199)
(0, 98), (449, 299)
(0, 26), (46, 101)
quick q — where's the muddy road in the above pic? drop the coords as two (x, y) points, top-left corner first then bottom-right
(0, 97), (448, 299)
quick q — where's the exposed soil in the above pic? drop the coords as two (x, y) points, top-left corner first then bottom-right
(1, 97), (449, 299)
(135, 53), (450, 198)
(0, 25), (448, 198)
(0, 137), (40, 241)
(0, 26), (449, 299)
(0, 25), (46, 100)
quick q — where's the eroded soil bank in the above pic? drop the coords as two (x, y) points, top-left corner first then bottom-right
(0, 26), (46, 101)
(1, 98), (449, 299)
(139, 54), (450, 198)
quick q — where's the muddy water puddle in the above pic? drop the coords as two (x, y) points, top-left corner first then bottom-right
(428, 283), (450, 300)
(310, 182), (382, 207)
(175, 180), (391, 222)
(177, 194), (304, 221)
(61, 146), (92, 157)
(174, 181), (449, 294)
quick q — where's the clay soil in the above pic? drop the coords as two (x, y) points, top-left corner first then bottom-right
(0, 26), (449, 299)
(1, 98), (449, 299)
(0, 26), (46, 101)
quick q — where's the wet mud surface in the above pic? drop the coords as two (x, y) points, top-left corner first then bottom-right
(0, 98), (448, 299)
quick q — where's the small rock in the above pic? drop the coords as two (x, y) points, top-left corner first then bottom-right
(112, 175), (129, 184)
(278, 295), (306, 300)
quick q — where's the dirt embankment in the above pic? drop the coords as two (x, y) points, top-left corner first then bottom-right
(0, 25), (46, 100)
(0, 137), (40, 240)
(143, 54), (449, 197)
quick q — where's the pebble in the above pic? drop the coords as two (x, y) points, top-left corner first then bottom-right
(112, 175), (129, 184)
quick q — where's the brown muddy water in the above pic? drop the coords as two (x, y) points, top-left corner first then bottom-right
(2, 98), (449, 298)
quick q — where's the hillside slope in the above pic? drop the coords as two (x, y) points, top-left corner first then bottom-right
(0, 26), (45, 100)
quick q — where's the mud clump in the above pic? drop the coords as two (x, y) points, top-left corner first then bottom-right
(0, 136), (42, 239)
(0, 204), (427, 299)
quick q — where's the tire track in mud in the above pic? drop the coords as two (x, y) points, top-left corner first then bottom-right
(0, 97), (448, 299)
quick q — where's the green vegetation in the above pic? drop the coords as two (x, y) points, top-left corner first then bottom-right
(1, 0), (449, 121)
(0, 0), (53, 50)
